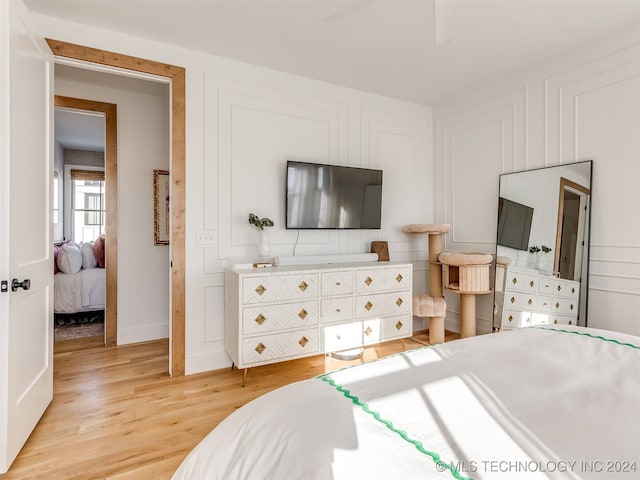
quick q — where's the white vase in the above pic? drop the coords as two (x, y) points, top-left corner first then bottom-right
(257, 229), (270, 257)
(535, 253), (545, 271)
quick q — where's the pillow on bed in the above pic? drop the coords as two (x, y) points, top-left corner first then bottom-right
(57, 242), (82, 274)
(93, 235), (105, 268)
(80, 241), (97, 269)
(53, 240), (69, 274)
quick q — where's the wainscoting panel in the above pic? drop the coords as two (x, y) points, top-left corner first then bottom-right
(436, 88), (527, 253)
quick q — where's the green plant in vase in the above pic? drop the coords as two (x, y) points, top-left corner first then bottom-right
(249, 213), (274, 256)
(529, 245), (552, 271)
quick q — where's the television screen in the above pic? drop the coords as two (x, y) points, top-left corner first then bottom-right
(497, 197), (534, 251)
(286, 161), (383, 229)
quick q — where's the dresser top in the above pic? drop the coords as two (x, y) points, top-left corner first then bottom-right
(228, 260), (411, 275)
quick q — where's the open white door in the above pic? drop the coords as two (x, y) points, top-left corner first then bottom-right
(0, 0), (54, 473)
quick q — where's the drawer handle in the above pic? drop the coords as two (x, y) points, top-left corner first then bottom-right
(555, 302), (560, 309)
(526, 318), (530, 323)
(299, 281), (309, 292)
(530, 280), (534, 287)
(336, 334), (341, 340)
(396, 298), (403, 307)
(364, 276), (373, 286)
(298, 309), (308, 320)
(364, 301), (373, 311)
(544, 284), (550, 288)
(569, 321), (573, 325)
(395, 321), (403, 331)
(255, 314), (266, 325)
(336, 281), (341, 286)
(508, 315), (513, 322)
(396, 274), (403, 283)
(364, 326), (373, 336)
(510, 296), (515, 304)
(554, 319), (558, 324)
(298, 336), (309, 348)
(570, 304), (574, 311)
(527, 298), (533, 305)
(571, 287), (575, 294)
(512, 277), (517, 284)
(336, 308), (341, 313)
(255, 284), (266, 296)
(255, 343), (266, 355)
(557, 285), (562, 291)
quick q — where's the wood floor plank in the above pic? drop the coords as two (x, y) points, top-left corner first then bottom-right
(0, 331), (459, 479)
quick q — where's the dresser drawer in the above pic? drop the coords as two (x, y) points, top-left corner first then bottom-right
(320, 296), (353, 324)
(363, 314), (412, 345)
(242, 273), (318, 304)
(501, 309), (532, 328)
(355, 291), (412, 319)
(537, 277), (554, 295)
(241, 328), (318, 365)
(321, 271), (353, 297)
(242, 301), (318, 335)
(549, 314), (577, 326)
(322, 322), (362, 353)
(551, 297), (578, 316)
(505, 271), (538, 293)
(553, 279), (579, 300)
(503, 291), (537, 310)
(355, 266), (411, 293)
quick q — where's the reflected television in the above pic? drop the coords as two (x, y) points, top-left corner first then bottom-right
(497, 197), (533, 251)
(286, 161), (383, 229)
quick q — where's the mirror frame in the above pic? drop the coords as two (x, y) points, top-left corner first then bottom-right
(493, 160), (593, 332)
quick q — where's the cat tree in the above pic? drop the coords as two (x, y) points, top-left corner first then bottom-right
(438, 251), (493, 338)
(403, 224), (450, 344)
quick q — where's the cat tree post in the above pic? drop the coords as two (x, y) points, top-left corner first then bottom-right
(403, 224), (451, 345)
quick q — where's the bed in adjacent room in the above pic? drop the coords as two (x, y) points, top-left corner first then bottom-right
(172, 325), (640, 480)
(53, 236), (106, 320)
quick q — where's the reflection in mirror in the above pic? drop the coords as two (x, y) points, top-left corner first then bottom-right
(493, 161), (592, 331)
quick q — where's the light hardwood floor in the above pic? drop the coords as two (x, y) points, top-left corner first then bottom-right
(1, 330), (459, 480)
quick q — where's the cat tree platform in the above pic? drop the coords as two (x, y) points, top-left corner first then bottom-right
(438, 251), (493, 338)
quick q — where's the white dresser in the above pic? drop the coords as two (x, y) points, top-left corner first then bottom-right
(495, 266), (580, 329)
(225, 262), (412, 373)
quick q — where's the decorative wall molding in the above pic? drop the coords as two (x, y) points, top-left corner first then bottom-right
(435, 88), (527, 250)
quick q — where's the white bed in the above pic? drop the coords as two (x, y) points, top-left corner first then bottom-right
(173, 325), (640, 480)
(54, 267), (106, 314)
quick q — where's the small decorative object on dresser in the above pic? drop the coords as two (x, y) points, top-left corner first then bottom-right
(529, 244), (552, 271)
(248, 213), (274, 257)
(370, 241), (389, 261)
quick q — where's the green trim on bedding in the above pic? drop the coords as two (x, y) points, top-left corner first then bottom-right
(319, 374), (473, 480)
(530, 326), (640, 349)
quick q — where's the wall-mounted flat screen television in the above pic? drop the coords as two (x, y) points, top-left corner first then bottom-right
(286, 161), (383, 229)
(497, 197), (534, 251)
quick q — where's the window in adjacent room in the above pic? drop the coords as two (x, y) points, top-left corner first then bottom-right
(70, 168), (105, 243)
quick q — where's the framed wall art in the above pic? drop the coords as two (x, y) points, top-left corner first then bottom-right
(154, 169), (170, 245)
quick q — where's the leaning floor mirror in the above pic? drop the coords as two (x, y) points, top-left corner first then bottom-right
(493, 160), (593, 331)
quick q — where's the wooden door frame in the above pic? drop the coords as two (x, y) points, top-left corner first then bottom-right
(554, 176), (591, 277)
(47, 39), (186, 376)
(54, 95), (117, 346)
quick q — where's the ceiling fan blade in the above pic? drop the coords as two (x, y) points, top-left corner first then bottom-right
(435, 0), (456, 46)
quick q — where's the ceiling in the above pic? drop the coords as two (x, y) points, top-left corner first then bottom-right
(27, 0), (639, 106)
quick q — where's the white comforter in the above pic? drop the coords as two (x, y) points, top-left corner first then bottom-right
(54, 268), (106, 314)
(173, 326), (640, 480)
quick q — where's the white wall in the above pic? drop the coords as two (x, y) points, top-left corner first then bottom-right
(435, 24), (640, 336)
(54, 65), (171, 345)
(32, 12), (434, 374)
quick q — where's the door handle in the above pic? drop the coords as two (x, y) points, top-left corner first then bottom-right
(11, 279), (31, 292)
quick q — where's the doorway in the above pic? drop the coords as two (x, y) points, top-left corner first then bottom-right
(46, 39), (186, 376)
(54, 95), (116, 345)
